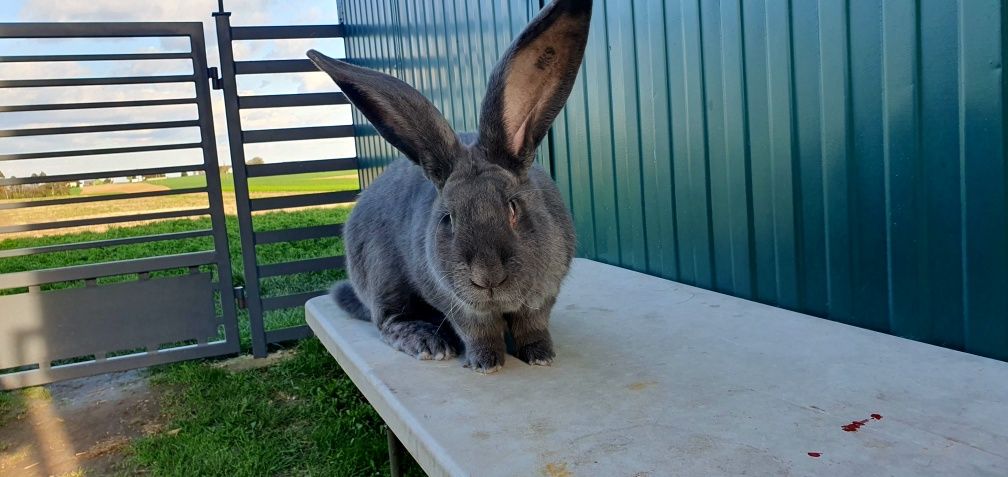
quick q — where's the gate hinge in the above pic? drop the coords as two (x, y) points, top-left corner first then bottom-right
(233, 285), (247, 309)
(208, 67), (223, 90)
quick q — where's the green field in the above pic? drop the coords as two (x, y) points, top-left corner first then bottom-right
(150, 172), (360, 193)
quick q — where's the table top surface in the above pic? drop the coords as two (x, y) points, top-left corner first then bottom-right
(308, 258), (1008, 477)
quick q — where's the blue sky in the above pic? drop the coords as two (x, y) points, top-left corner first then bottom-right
(0, 0), (353, 178)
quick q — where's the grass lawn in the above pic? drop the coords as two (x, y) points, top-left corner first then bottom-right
(151, 172), (360, 194)
(0, 207), (425, 476)
(0, 390), (22, 428)
(123, 339), (424, 477)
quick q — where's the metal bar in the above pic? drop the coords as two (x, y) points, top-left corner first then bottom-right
(247, 158), (357, 177)
(238, 92), (348, 109)
(0, 251), (216, 289)
(188, 21), (242, 356)
(242, 125), (355, 143)
(0, 342), (232, 391)
(0, 22), (202, 38)
(234, 59), (318, 75)
(0, 97), (196, 113)
(0, 165), (202, 186)
(0, 52), (192, 62)
(230, 24), (345, 40)
(254, 224), (343, 245)
(0, 208), (210, 233)
(249, 190), (358, 211)
(215, 11), (269, 358)
(0, 120), (199, 138)
(257, 256), (346, 279)
(0, 75), (194, 88)
(0, 229), (213, 258)
(0, 187), (207, 210)
(264, 325), (313, 344)
(261, 290), (327, 311)
(0, 142), (202, 161)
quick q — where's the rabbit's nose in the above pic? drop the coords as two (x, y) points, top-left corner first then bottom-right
(470, 264), (508, 290)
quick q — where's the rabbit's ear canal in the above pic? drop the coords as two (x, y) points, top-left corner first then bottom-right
(307, 50), (460, 186)
(478, 0), (593, 172)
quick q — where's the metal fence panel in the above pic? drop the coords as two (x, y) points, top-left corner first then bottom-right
(338, 0), (1008, 362)
(0, 22), (241, 388)
(214, 8), (358, 358)
(1, 273), (217, 367)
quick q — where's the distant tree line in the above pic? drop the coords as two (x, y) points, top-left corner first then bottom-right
(0, 170), (75, 200)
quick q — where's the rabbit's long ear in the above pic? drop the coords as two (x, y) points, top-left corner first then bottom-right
(308, 50), (460, 186)
(478, 0), (592, 172)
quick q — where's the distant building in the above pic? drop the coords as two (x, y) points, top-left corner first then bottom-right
(165, 172), (184, 178)
(110, 177), (129, 184)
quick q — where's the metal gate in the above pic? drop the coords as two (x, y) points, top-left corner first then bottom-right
(213, 6), (359, 358)
(0, 22), (241, 388)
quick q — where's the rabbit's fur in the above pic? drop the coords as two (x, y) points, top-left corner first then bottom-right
(308, 0), (592, 373)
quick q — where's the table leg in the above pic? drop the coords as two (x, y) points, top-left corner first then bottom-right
(386, 426), (404, 477)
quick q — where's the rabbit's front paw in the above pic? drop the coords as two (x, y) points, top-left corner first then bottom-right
(383, 321), (458, 361)
(515, 339), (554, 366)
(462, 347), (505, 374)
(414, 335), (457, 361)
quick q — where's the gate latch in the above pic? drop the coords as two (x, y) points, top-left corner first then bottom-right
(208, 67), (223, 90)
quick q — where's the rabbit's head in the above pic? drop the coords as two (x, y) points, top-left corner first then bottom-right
(309, 0), (591, 312)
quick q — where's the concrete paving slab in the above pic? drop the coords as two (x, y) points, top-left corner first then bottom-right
(307, 259), (1008, 477)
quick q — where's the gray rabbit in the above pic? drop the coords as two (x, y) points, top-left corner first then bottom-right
(307, 0), (592, 374)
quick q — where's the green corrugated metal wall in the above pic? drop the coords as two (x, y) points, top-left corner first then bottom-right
(339, 0), (545, 184)
(339, 0), (1008, 362)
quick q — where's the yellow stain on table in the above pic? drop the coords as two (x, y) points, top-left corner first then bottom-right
(543, 462), (572, 477)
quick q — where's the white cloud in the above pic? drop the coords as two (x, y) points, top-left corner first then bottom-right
(123, 59), (194, 77)
(232, 40), (269, 61)
(0, 61), (89, 80)
(239, 104), (350, 130)
(19, 0), (217, 23)
(297, 71), (336, 94)
(0, 84), (196, 118)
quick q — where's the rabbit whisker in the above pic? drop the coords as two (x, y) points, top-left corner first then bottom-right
(507, 188), (547, 201)
(434, 314), (449, 335)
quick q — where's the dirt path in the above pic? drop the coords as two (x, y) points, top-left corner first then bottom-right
(0, 191), (353, 239)
(80, 183), (170, 195)
(0, 371), (160, 477)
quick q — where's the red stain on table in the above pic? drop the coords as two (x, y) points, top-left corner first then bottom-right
(842, 413), (884, 432)
(809, 413), (885, 457)
(842, 419), (870, 432)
